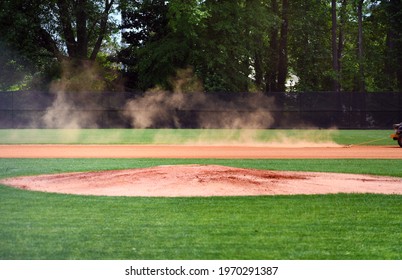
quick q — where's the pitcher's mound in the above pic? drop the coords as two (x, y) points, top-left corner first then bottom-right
(1, 165), (401, 197)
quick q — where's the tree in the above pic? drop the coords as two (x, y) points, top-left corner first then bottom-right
(383, 0), (402, 90)
(0, 1), (55, 90)
(357, 0), (366, 92)
(327, 0), (368, 92)
(0, 0), (118, 90)
(120, 0), (263, 92)
(3, 0), (402, 92)
(38, 0), (116, 63)
(276, 0), (289, 93)
(119, 0), (171, 90)
(337, 0), (347, 89)
(263, 0), (279, 93)
(332, 0), (340, 91)
(287, 0), (332, 92)
(195, 0), (253, 92)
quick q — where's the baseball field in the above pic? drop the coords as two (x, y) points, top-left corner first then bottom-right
(0, 129), (401, 259)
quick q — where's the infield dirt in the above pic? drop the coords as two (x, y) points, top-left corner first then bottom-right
(1, 144), (401, 196)
(0, 144), (401, 158)
(1, 164), (401, 197)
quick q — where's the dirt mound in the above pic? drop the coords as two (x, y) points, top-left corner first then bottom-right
(1, 165), (401, 197)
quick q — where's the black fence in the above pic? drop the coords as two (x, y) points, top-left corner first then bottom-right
(0, 91), (401, 129)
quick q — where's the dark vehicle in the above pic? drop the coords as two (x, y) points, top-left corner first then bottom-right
(391, 123), (402, 147)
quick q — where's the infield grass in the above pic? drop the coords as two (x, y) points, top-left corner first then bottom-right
(1, 158), (401, 260)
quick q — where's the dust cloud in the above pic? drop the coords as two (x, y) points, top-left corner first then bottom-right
(42, 64), (276, 130)
(122, 91), (276, 129)
(41, 60), (106, 129)
(122, 67), (276, 129)
(42, 91), (102, 129)
(37, 65), (339, 147)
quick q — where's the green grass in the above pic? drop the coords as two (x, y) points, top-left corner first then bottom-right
(1, 158), (401, 260)
(0, 128), (396, 145)
(1, 158), (402, 178)
(1, 187), (401, 260)
(0, 128), (400, 259)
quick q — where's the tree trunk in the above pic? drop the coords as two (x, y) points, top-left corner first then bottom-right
(90, 0), (115, 60)
(56, 0), (114, 62)
(265, 0), (279, 93)
(76, 0), (88, 59)
(357, 0), (365, 92)
(331, 0), (340, 92)
(57, 0), (77, 58)
(38, 27), (66, 62)
(277, 0), (289, 93)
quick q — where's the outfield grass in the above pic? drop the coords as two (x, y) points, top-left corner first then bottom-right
(0, 128), (395, 145)
(1, 158), (401, 260)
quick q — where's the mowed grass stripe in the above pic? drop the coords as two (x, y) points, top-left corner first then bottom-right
(1, 158), (401, 178)
(0, 128), (395, 146)
(1, 186), (401, 260)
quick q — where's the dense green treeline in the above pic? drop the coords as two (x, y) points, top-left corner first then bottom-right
(0, 0), (401, 93)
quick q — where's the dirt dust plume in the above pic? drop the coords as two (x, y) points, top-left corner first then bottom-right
(122, 91), (276, 130)
(36, 64), (340, 147)
(41, 60), (107, 129)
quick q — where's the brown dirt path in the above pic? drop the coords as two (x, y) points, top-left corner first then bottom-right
(0, 144), (401, 158)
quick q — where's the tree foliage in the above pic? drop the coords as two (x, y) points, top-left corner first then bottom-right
(0, 0), (118, 90)
(1, 0), (402, 92)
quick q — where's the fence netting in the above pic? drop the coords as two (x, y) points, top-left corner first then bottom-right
(0, 91), (401, 129)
